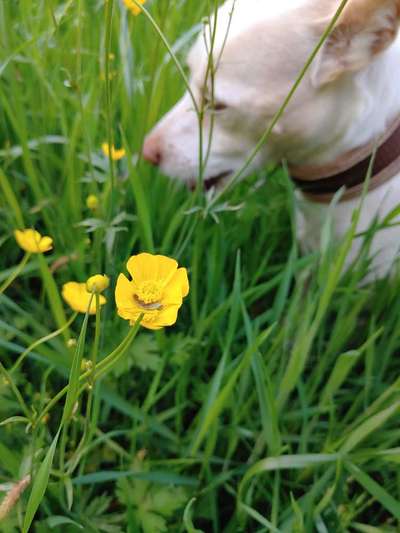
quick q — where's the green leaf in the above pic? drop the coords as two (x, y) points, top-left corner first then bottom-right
(139, 511), (166, 533)
(183, 499), (205, 533)
(238, 503), (281, 532)
(73, 470), (198, 487)
(22, 430), (60, 532)
(319, 350), (360, 406)
(239, 453), (340, 506)
(0, 168), (24, 227)
(117, 471), (188, 533)
(61, 305), (91, 424)
(340, 401), (400, 453)
(352, 522), (396, 533)
(190, 324), (275, 454)
(346, 462), (400, 520)
(151, 485), (187, 517)
(0, 415), (29, 427)
(46, 515), (84, 529)
(113, 334), (160, 375)
(188, 253), (243, 453)
(37, 254), (70, 343)
(290, 493), (304, 533)
(0, 441), (20, 476)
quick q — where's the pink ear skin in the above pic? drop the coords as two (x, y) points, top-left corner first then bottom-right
(311, 0), (400, 88)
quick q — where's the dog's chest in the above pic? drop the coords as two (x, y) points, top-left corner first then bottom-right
(295, 174), (400, 279)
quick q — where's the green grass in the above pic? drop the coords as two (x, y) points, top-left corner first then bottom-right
(1, 1), (400, 531)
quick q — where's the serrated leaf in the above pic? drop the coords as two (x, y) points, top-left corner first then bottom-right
(139, 511), (167, 533)
(46, 515), (84, 529)
(151, 485), (187, 517)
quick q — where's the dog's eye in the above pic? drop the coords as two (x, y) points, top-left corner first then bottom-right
(212, 101), (228, 112)
(203, 96), (228, 112)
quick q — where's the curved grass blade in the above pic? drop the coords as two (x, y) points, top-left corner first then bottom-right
(22, 430), (60, 532)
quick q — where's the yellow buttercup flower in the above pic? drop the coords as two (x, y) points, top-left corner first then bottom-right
(14, 229), (53, 254)
(86, 274), (110, 294)
(62, 282), (106, 314)
(101, 142), (126, 161)
(123, 0), (146, 16)
(115, 253), (189, 330)
(86, 194), (99, 210)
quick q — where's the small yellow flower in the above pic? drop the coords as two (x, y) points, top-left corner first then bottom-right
(101, 142), (126, 161)
(86, 194), (99, 210)
(123, 0), (146, 16)
(86, 274), (110, 294)
(14, 229), (53, 254)
(115, 253), (189, 330)
(62, 282), (106, 314)
(100, 70), (117, 82)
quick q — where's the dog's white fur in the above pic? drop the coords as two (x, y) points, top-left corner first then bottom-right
(143, 0), (400, 279)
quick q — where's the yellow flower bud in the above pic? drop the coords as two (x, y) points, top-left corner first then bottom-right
(86, 274), (110, 294)
(67, 338), (77, 348)
(80, 359), (93, 372)
(14, 229), (53, 254)
(86, 194), (99, 210)
(63, 282), (106, 314)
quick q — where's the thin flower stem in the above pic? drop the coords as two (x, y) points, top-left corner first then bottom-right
(141, 330), (168, 414)
(104, 0), (116, 233)
(0, 252), (30, 294)
(92, 317), (142, 380)
(75, 0), (97, 210)
(59, 293), (94, 474)
(75, 294), (102, 466)
(0, 361), (31, 420)
(37, 253), (70, 343)
(127, 1), (204, 243)
(136, 3), (198, 114)
(36, 316), (143, 425)
(10, 313), (78, 375)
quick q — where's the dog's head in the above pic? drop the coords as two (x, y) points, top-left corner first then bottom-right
(143, 0), (400, 188)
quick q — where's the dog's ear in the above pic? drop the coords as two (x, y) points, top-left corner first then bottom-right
(311, 0), (400, 87)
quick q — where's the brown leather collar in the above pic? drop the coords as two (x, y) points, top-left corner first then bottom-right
(289, 117), (400, 203)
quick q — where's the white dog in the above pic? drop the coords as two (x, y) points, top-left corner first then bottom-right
(143, 0), (400, 279)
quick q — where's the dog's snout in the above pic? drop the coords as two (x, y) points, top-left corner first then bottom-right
(143, 135), (162, 166)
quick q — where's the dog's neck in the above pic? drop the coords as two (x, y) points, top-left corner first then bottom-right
(288, 34), (400, 171)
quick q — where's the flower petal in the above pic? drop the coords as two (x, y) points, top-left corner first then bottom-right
(14, 229), (53, 254)
(153, 305), (180, 328)
(39, 236), (53, 252)
(115, 273), (144, 321)
(115, 273), (135, 309)
(119, 307), (140, 321)
(161, 269), (188, 306)
(126, 253), (178, 285)
(62, 282), (105, 314)
(139, 318), (163, 330)
(176, 268), (189, 297)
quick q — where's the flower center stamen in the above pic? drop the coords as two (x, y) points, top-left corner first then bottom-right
(134, 281), (163, 310)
